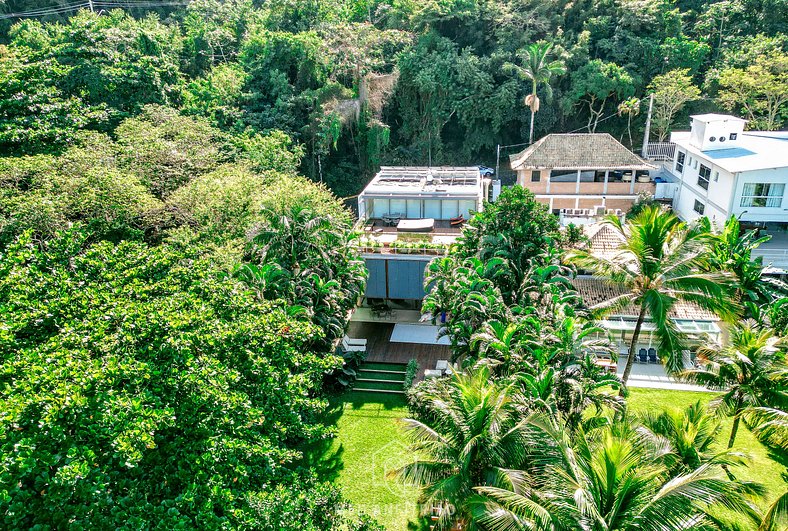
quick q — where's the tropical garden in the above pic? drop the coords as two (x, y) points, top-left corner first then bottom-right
(393, 188), (788, 530)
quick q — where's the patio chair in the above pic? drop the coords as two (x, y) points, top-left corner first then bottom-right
(648, 348), (658, 364)
(343, 335), (367, 347)
(638, 348), (648, 363)
(424, 369), (443, 379)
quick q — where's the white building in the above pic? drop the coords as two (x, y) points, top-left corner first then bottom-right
(354, 167), (491, 316)
(667, 114), (788, 227)
(357, 166), (488, 223)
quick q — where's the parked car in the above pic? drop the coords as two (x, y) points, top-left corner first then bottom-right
(478, 166), (495, 177)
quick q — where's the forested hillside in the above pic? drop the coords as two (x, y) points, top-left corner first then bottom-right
(0, 0), (785, 196)
(0, 1), (786, 529)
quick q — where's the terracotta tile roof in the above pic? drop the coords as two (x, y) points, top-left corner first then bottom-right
(584, 223), (626, 260)
(509, 133), (655, 171)
(572, 277), (719, 321)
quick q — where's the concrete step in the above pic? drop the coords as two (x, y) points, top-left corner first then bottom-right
(357, 369), (406, 381)
(352, 387), (405, 395)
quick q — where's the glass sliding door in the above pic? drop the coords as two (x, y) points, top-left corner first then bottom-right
(441, 200), (459, 219)
(406, 199), (422, 218)
(424, 200), (441, 219)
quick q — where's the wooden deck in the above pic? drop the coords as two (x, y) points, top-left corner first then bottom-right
(347, 321), (452, 380)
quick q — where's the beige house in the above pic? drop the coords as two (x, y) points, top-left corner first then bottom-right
(572, 223), (722, 365)
(510, 133), (657, 213)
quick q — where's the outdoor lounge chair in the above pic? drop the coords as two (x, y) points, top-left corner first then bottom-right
(424, 369), (443, 379)
(648, 348), (658, 364)
(449, 215), (465, 227)
(341, 338), (366, 352)
(638, 348), (648, 363)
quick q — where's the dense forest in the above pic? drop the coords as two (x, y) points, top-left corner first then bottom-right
(0, 0), (786, 196)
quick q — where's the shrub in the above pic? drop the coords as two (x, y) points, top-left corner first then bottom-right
(404, 358), (419, 390)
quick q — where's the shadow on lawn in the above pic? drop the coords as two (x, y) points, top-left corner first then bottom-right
(296, 400), (346, 483)
(343, 390), (408, 410)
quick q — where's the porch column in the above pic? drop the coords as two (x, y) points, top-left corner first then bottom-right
(545, 169), (551, 194)
(629, 170), (635, 194)
(603, 170), (609, 194)
(575, 169), (582, 194)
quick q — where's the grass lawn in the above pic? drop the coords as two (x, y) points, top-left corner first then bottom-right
(628, 388), (787, 513)
(324, 388), (787, 530)
(326, 391), (424, 531)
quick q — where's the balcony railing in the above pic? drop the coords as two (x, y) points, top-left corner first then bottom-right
(355, 237), (451, 256)
(645, 142), (676, 162)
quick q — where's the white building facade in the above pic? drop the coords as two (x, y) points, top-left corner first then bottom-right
(666, 114), (788, 228)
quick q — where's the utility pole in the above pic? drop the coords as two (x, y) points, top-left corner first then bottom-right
(495, 144), (501, 179)
(641, 93), (654, 158)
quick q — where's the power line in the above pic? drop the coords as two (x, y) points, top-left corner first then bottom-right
(0, 0), (190, 20)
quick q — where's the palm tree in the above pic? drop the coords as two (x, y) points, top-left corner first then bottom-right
(745, 406), (788, 451)
(683, 321), (788, 448)
(743, 406), (788, 531)
(392, 366), (531, 530)
(617, 97), (641, 148)
(567, 206), (738, 387)
(470, 319), (533, 370)
(706, 216), (787, 318)
(470, 415), (761, 530)
(640, 401), (722, 476)
(505, 43), (566, 144)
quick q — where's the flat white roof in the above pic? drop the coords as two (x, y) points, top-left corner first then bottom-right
(691, 113), (747, 123)
(671, 131), (788, 173)
(360, 166), (483, 199)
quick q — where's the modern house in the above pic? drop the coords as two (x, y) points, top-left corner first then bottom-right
(663, 114), (788, 271)
(509, 133), (665, 217)
(354, 166), (489, 321)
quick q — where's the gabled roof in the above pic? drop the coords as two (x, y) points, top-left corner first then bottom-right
(583, 222), (627, 260)
(509, 133), (655, 171)
(572, 277), (719, 321)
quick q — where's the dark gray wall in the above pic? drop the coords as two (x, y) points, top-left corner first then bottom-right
(363, 257), (428, 300)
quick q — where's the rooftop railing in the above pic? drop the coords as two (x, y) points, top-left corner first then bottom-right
(354, 237), (452, 256)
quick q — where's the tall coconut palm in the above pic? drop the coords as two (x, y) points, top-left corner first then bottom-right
(470, 415), (761, 530)
(640, 401), (722, 476)
(567, 206), (738, 387)
(505, 43), (566, 144)
(683, 321), (788, 448)
(617, 96), (641, 148)
(392, 366), (532, 530)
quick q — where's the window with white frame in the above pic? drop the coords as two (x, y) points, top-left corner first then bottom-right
(676, 151), (685, 173)
(697, 165), (711, 190)
(740, 183), (785, 208)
